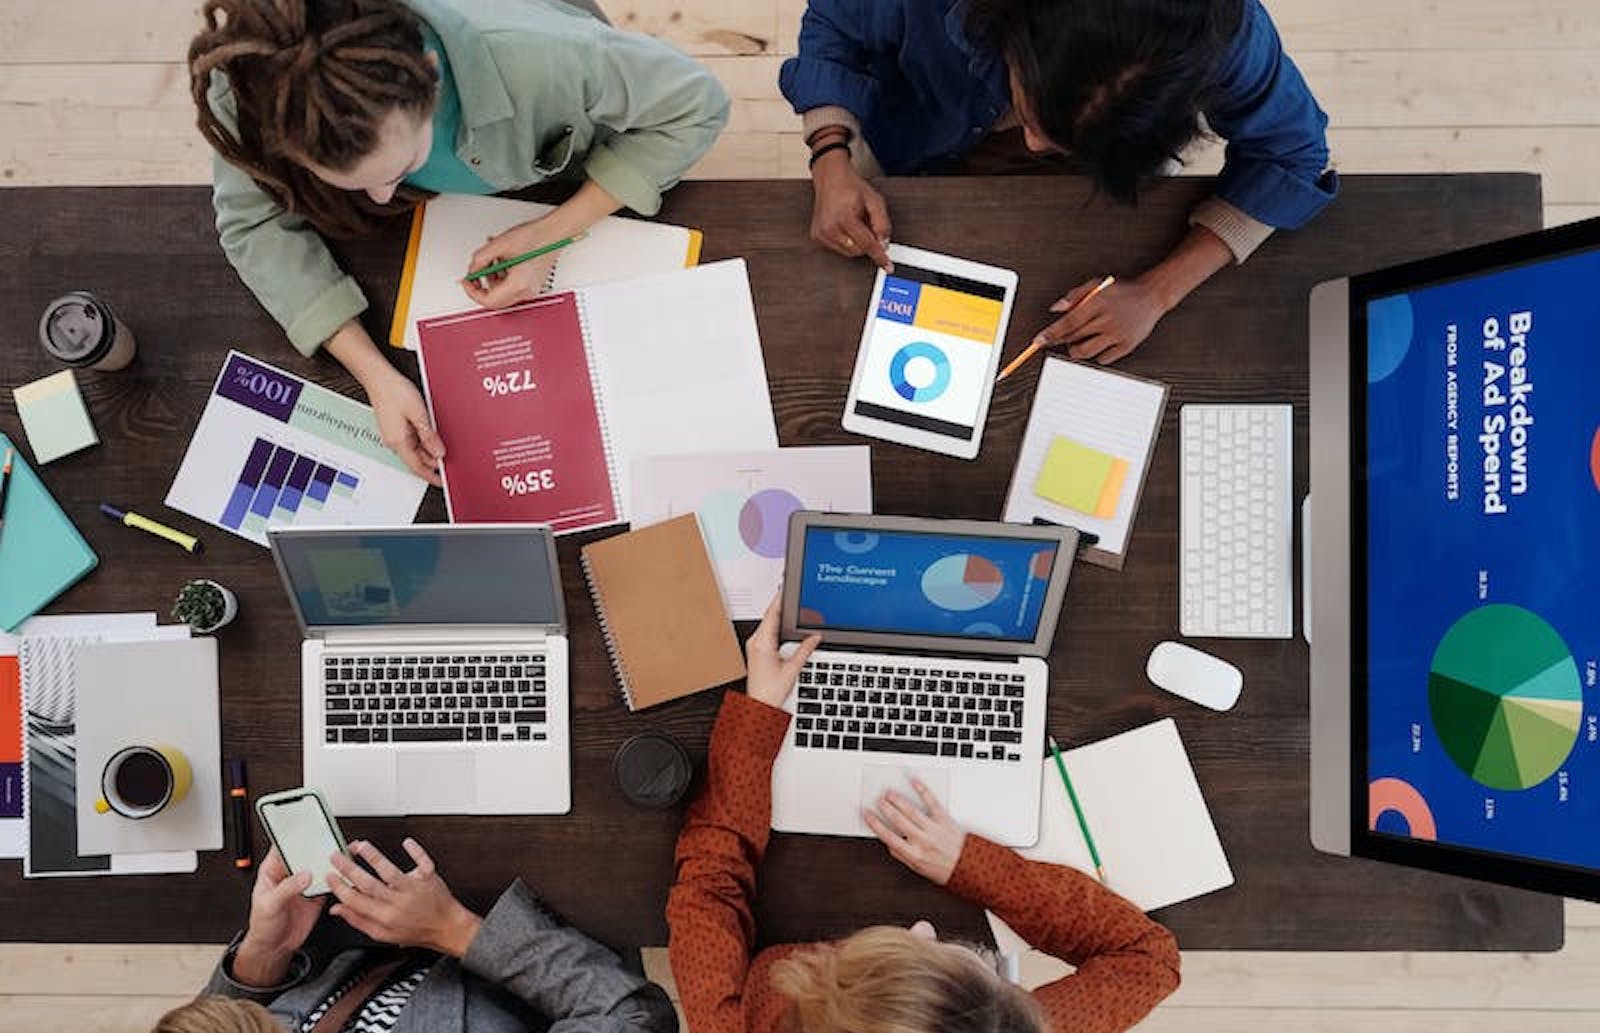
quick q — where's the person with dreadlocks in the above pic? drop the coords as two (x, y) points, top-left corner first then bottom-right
(190, 0), (729, 482)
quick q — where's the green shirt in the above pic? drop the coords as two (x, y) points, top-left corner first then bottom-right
(206, 0), (729, 355)
(404, 24), (494, 195)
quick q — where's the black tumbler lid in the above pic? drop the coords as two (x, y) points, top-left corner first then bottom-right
(613, 732), (692, 809)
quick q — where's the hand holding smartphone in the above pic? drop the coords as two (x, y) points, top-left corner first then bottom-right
(256, 787), (347, 896)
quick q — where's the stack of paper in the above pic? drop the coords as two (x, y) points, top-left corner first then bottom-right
(11, 614), (198, 876)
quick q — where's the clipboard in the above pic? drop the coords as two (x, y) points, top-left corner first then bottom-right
(1001, 359), (1169, 570)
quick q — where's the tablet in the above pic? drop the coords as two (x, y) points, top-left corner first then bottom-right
(841, 244), (1018, 459)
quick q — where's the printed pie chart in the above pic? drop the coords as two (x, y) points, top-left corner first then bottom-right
(738, 488), (804, 559)
(922, 554), (1004, 612)
(1428, 604), (1583, 791)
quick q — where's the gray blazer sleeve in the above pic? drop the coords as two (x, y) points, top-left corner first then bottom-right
(462, 880), (678, 1033)
(201, 933), (315, 1004)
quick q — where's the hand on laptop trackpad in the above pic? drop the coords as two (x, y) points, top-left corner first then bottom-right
(859, 765), (951, 834)
(396, 752), (477, 813)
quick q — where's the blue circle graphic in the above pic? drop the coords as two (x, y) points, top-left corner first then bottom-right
(833, 531), (879, 554)
(1366, 294), (1414, 383)
(889, 342), (952, 402)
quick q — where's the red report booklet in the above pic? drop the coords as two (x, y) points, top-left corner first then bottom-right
(417, 293), (618, 530)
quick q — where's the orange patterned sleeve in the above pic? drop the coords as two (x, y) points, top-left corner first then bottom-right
(947, 836), (1181, 1033)
(666, 691), (792, 1033)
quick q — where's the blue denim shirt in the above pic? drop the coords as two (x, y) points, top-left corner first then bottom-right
(779, 0), (1336, 229)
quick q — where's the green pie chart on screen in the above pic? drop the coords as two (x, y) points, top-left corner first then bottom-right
(1428, 604), (1584, 791)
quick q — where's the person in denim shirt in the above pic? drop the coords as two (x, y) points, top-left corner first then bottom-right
(780, 0), (1336, 364)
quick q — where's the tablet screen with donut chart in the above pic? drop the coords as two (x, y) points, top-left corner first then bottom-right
(843, 245), (1017, 459)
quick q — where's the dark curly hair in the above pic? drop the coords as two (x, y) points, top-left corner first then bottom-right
(967, 0), (1245, 203)
(189, 0), (440, 237)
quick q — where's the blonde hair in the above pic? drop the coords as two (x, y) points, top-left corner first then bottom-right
(152, 996), (283, 1033)
(770, 926), (1047, 1033)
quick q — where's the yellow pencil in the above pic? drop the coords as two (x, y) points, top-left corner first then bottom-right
(995, 275), (1116, 383)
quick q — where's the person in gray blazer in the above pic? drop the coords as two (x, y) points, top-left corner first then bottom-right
(152, 838), (676, 1033)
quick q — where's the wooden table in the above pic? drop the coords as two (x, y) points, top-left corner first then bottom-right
(0, 175), (1562, 950)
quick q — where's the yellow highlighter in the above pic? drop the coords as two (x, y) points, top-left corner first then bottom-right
(99, 502), (204, 554)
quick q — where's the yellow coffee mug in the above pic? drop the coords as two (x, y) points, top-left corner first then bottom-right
(95, 744), (192, 819)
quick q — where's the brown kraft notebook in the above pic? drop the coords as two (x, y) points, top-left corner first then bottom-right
(580, 513), (746, 710)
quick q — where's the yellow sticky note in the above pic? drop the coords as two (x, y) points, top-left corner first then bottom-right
(1034, 436), (1117, 514)
(12, 370), (98, 464)
(1094, 456), (1129, 518)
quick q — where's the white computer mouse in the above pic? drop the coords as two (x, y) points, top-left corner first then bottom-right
(1146, 641), (1242, 711)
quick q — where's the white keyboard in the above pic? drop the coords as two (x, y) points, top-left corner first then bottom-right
(1180, 404), (1294, 638)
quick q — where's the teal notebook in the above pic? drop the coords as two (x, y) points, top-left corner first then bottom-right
(0, 432), (98, 631)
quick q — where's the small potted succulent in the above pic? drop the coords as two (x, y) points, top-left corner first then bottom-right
(172, 578), (238, 633)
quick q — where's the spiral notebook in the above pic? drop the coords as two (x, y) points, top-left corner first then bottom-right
(580, 514), (745, 711)
(416, 260), (778, 533)
(390, 193), (702, 350)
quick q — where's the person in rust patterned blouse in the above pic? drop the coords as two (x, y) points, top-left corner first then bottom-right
(667, 599), (1181, 1033)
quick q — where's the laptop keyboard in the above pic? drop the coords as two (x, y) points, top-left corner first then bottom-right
(793, 658), (1028, 762)
(322, 651), (547, 745)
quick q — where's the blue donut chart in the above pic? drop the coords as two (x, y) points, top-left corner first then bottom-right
(889, 342), (952, 403)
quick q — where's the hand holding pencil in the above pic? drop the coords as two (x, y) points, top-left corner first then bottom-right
(998, 275), (1116, 382)
(462, 218), (586, 310)
(998, 272), (1171, 379)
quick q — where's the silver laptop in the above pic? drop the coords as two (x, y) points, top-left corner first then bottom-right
(774, 512), (1079, 846)
(268, 525), (570, 817)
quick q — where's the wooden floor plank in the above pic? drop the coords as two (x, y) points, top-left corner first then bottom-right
(0, 995), (190, 1033)
(1295, 50), (1600, 128)
(0, 944), (223, 996)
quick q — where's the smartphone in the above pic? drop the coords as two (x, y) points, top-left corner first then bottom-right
(255, 787), (348, 896)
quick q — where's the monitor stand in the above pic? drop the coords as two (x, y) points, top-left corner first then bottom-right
(1301, 495), (1311, 645)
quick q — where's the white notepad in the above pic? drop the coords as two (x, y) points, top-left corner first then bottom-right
(391, 194), (702, 350)
(579, 261), (779, 517)
(987, 719), (1233, 954)
(75, 638), (222, 855)
(1002, 358), (1168, 568)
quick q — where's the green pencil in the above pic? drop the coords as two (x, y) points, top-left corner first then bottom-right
(1048, 735), (1105, 883)
(462, 232), (586, 283)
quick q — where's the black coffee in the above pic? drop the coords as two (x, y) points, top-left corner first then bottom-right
(114, 751), (170, 808)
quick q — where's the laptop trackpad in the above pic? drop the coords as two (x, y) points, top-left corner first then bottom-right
(859, 765), (952, 831)
(396, 752), (476, 813)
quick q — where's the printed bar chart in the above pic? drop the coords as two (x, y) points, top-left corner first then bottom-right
(221, 437), (361, 534)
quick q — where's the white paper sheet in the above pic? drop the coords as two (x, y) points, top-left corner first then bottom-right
(986, 719), (1233, 953)
(75, 637), (222, 855)
(1002, 358), (1166, 557)
(166, 352), (427, 548)
(630, 447), (872, 618)
(581, 260), (779, 518)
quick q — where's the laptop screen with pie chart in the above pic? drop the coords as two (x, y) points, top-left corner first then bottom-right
(780, 512), (1079, 657)
(1310, 216), (1600, 900)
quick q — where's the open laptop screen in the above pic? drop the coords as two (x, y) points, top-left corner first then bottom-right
(786, 515), (1075, 653)
(271, 526), (561, 630)
(1357, 233), (1600, 881)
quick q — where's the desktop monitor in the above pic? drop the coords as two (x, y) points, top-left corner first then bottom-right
(1308, 216), (1600, 899)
